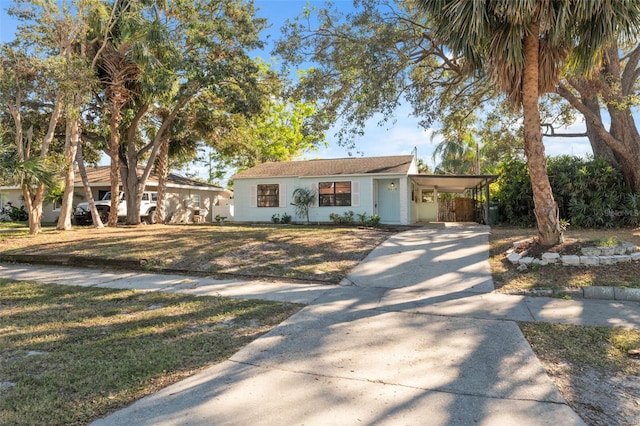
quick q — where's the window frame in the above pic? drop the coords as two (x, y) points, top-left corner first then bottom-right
(318, 181), (352, 207)
(257, 184), (280, 207)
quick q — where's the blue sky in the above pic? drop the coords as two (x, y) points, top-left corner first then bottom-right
(0, 0), (594, 175)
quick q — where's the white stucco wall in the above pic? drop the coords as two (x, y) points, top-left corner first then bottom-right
(234, 175), (413, 225)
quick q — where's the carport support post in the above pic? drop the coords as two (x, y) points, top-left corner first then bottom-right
(484, 178), (490, 225)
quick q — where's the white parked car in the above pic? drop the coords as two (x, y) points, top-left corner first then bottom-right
(73, 191), (158, 225)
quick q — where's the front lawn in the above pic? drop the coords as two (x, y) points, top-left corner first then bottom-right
(0, 224), (393, 283)
(0, 280), (302, 425)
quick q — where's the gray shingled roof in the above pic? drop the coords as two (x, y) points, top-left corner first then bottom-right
(74, 166), (225, 189)
(234, 155), (415, 179)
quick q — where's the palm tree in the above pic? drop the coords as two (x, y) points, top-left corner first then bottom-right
(414, 0), (640, 245)
(432, 132), (479, 174)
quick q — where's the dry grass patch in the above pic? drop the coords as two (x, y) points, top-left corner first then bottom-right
(0, 280), (302, 425)
(0, 224), (393, 283)
(520, 322), (640, 425)
(490, 226), (640, 293)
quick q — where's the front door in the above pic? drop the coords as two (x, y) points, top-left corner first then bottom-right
(376, 179), (400, 224)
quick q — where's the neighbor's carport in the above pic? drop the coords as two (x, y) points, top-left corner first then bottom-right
(410, 174), (499, 224)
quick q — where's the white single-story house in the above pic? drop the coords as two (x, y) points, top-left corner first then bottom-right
(233, 154), (497, 225)
(0, 166), (233, 223)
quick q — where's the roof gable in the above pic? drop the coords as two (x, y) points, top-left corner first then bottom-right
(234, 155), (415, 179)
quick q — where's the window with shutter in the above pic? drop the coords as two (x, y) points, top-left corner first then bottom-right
(257, 184), (279, 207)
(318, 181), (352, 206)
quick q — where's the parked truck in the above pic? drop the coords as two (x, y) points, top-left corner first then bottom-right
(73, 191), (158, 225)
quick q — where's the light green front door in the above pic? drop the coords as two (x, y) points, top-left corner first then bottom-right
(376, 179), (400, 224)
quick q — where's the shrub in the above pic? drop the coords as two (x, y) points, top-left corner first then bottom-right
(291, 187), (315, 223)
(271, 213), (292, 224)
(329, 211), (354, 225)
(367, 214), (381, 227)
(494, 156), (640, 228)
(1, 204), (28, 222)
(356, 212), (381, 227)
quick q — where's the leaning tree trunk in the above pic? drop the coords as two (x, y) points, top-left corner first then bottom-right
(522, 28), (562, 246)
(154, 136), (170, 224)
(601, 44), (640, 193)
(608, 110), (640, 192)
(583, 96), (619, 167)
(76, 140), (103, 228)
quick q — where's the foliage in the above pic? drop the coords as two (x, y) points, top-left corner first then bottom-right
(0, 203), (28, 221)
(271, 213), (292, 224)
(276, 0), (505, 151)
(357, 212), (381, 228)
(494, 156), (640, 228)
(329, 211), (354, 225)
(291, 187), (316, 223)
(92, 0), (270, 225)
(416, 0), (640, 245)
(208, 94), (327, 180)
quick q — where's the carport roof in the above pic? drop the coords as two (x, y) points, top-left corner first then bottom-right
(410, 174), (498, 193)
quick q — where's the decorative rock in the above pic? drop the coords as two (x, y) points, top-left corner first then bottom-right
(519, 257), (535, 265)
(613, 255), (632, 263)
(583, 286), (615, 300)
(601, 247), (615, 256)
(599, 256), (616, 265)
(581, 247), (601, 256)
(532, 258), (547, 266)
(513, 239), (531, 248)
(614, 245), (628, 255)
(622, 242), (638, 253)
(561, 255), (580, 266)
(542, 252), (560, 264)
(614, 287), (640, 302)
(631, 252), (640, 261)
(517, 263), (528, 271)
(507, 252), (522, 264)
(580, 256), (600, 266)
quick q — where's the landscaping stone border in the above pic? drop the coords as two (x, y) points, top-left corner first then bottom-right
(506, 240), (640, 267)
(503, 239), (640, 302)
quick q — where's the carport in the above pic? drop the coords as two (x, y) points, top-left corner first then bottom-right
(410, 174), (499, 224)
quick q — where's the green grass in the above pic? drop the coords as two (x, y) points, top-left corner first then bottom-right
(0, 221), (28, 229)
(0, 280), (302, 425)
(593, 236), (620, 247)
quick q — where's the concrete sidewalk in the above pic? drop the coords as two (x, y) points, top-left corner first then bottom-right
(3, 224), (640, 424)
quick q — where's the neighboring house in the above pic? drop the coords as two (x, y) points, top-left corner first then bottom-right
(233, 154), (497, 225)
(0, 166), (233, 223)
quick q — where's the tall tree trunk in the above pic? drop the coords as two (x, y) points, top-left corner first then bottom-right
(559, 42), (640, 192)
(522, 27), (562, 246)
(122, 159), (144, 225)
(108, 100), (122, 226)
(57, 106), (80, 230)
(607, 110), (640, 192)
(76, 139), (104, 228)
(601, 45), (640, 192)
(23, 185), (45, 235)
(155, 136), (169, 224)
(583, 96), (618, 166)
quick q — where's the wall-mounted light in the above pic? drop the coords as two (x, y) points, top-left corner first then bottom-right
(388, 182), (397, 191)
